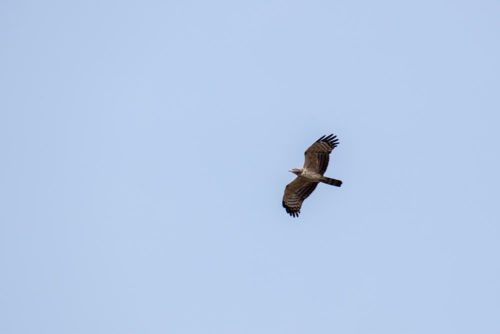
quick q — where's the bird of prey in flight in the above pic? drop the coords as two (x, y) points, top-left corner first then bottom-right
(282, 134), (342, 217)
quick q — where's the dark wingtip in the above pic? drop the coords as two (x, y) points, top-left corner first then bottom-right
(283, 202), (300, 217)
(318, 133), (339, 149)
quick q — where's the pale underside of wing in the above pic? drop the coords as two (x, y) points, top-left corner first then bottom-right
(303, 134), (339, 175)
(282, 177), (319, 217)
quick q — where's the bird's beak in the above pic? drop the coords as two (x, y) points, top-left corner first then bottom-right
(288, 169), (293, 173)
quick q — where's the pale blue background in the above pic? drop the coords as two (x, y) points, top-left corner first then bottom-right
(1, 0), (499, 333)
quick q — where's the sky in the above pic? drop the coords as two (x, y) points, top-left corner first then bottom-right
(1, 0), (500, 333)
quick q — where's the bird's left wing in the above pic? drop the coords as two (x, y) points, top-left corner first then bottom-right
(303, 134), (339, 175)
(282, 177), (318, 217)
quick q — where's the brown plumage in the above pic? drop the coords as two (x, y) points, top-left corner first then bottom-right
(282, 134), (342, 217)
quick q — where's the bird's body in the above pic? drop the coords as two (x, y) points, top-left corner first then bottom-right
(282, 134), (342, 217)
(291, 168), (323, 181)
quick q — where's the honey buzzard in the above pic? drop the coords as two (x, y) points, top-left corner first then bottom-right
(282, 134), (342, 217)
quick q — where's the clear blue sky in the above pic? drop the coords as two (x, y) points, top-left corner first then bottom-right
(1, 0), (499, 333)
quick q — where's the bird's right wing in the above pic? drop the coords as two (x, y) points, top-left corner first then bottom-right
(282, 177), (318, 217)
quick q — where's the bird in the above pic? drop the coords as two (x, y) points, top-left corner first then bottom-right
(282, 134), (342, 217)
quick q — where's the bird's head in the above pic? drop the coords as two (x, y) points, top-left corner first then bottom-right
(289, 168), (303, 176)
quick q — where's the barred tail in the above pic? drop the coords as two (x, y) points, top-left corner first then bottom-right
(320, 177), (342, 187)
